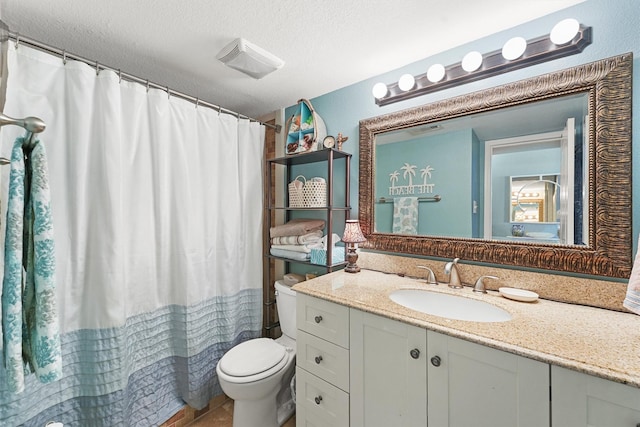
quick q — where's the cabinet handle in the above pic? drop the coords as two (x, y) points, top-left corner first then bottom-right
(315, 355), (323, 364)
(314, 315), (323, 324)
(315, 395), (323, 405)
(410, 349), (420, 359)
(431, 356), (442, 367)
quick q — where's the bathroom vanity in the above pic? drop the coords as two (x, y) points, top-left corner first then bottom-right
(293, 269), (640, 427)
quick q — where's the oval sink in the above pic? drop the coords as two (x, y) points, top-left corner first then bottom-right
(389, 289), (512, 322)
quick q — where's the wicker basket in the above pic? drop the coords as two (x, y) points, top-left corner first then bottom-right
(288, 175), (306, 207)
(303, 177), (327, 207)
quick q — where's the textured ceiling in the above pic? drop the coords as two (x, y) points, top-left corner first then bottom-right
(1, 0), (584, 119)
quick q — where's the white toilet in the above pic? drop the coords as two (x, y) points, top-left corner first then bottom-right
(216, 280), (297, 427)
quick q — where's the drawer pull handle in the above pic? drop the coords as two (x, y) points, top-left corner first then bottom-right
(314, 315), (323, 324)
(315, 395), (323, 405)
(410, 349), (420, 359)
(431, 355), (441, 367)
(315, 355), (323, 364)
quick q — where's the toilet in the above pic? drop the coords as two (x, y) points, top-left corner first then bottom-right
(216, 280), (297, 427)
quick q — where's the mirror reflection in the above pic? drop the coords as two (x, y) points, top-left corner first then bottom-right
(374, 92), (588, 246)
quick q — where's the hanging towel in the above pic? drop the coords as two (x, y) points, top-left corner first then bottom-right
(2, 136), (61, 393)
(392, 197), (419, 235)
(623, 235), (640, 315)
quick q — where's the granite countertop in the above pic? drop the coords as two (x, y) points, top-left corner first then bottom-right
(292, 268), (640, 388)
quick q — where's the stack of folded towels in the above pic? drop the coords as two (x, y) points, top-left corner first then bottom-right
(270, 218), (330, 261)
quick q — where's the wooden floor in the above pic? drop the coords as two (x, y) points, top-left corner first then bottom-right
(186, 397), (295, 427)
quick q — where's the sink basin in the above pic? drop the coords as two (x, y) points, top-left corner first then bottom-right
(389, 289), (512, 322)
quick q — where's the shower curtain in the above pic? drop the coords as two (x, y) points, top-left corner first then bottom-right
(0, 43), (264, 426)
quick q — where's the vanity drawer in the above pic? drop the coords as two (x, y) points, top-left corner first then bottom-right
(297, 294), (349, 348)
(296, 366), (349, 427)
(297, 330), (349, 392)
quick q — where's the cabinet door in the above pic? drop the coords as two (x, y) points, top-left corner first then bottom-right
(551, 365), (640, 427)
(428, 330), (549, 427)
(350, 309), (427, 427)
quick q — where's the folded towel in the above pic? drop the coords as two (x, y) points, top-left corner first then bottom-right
(271, 230), (323, 245)
(623, 235), (640, 315)
(271, 244), (312, 254)
(393, 197), (419, 235)
(270, 218), (325, 238)
(2, 136), (61, 393)
(270, 247), (311, 261)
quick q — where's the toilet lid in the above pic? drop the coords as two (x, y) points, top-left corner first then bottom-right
(218, 338), (287, 377)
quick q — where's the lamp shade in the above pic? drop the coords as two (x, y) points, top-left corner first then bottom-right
(343, 220), (366, 243)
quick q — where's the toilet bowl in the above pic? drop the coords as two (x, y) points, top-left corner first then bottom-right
(216, 280), (297, 427)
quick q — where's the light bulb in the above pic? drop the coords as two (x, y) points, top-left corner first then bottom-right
(550, 18), (580, 45)
(502, 37), (527, 60)
(398, 74), (415, 91)
(426, 64), (446, 83)
(372, 82), (388, 99)
(461, 51), (483, 72)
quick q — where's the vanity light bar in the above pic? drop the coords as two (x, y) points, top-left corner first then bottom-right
(374, 22), (592, 106)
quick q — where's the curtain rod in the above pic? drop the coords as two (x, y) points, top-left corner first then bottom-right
(5, 30), (279, 131)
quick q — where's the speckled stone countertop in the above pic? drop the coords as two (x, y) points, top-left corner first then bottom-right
(292, 268), (640, 388)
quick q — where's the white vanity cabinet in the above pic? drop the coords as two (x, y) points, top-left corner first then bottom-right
(349, 309), (549, 427)
(295, 291), (639, 427)
(350, 309), (428, 427)
(427, 330), (549, 427)
(296, 293), (350, 427)
(551, 365), (640, 427)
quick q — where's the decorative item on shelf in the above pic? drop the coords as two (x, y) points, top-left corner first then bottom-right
(285, 98), (327, 155)
(511, 224), (525, 237)
(288, 175), (306, 207)
(323, 135), (336, 149)
(336, 133), (349, 151)
(303, 177), (327, 207)
(343, 220), (366, 273)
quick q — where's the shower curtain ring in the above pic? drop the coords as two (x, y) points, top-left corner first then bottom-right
(118, 69), (122, 83)
(14, 33), (20, 49)
(62, 50), (67, 65)
(166, 86), (170, 99)
(95, 61), (100, 76)
(146, 80), (150, 92)
(195, 98), (199, 108)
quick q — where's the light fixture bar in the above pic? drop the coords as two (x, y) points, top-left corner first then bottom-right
(375, 25), (591, 106)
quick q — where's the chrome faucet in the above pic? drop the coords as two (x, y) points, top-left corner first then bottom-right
(444, 258), (463, 289)
(416, 265), (438, 285)
(473, 275), (499, 293)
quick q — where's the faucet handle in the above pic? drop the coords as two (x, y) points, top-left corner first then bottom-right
(473, 275), (499, 294)
(416, 266), (438, 285)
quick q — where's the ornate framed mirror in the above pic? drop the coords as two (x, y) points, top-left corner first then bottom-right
(359, 53), (632, 278)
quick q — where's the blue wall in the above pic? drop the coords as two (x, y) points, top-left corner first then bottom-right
(375, 129), (476, 237)
(285, 0), (639, 277)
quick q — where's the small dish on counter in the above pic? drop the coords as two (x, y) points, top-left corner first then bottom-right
(499, 287), (539, 302)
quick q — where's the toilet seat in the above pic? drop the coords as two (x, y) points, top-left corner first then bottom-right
(218, 338), (290, 383)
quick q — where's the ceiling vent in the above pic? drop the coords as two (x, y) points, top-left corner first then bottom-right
(216, 38), (284, 79)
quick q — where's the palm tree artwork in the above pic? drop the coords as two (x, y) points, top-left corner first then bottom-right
(420, 165), (434, 186)
(401, 163), (417, 186)
(389, 170), (400, 188)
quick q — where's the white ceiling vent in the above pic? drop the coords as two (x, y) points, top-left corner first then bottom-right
(216, 38), (285, 79)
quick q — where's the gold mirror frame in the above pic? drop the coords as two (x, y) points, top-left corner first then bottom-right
(359, 53), (632, 278)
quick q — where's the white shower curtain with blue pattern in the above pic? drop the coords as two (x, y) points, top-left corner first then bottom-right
(0, 43), (264, 426)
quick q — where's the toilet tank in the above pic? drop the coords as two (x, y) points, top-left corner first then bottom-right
(275, 280), (297, 340)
